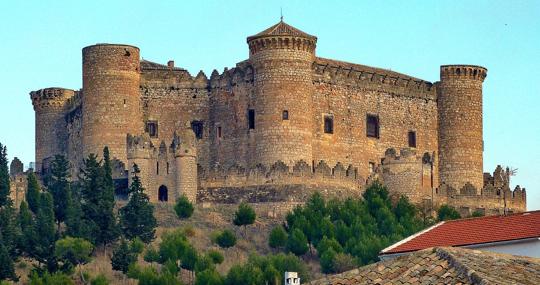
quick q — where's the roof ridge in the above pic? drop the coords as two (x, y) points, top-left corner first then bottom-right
(381, 221), (445, 254)
(435, 248), (486, 285)
(444, 210), (540, 224)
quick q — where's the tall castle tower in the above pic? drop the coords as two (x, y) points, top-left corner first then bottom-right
(438, 65), (487, 192)
(82, 44), (143, 162)
(30, 87), (75, 172)
(247, 20), (317, 166)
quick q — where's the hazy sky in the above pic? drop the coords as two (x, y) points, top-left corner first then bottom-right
(0, 1), (538, 210)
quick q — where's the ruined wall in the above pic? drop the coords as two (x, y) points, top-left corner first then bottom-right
(438, 65), (487, 191)
(312, 58), (439, 183)
(9, 173), (27, 208)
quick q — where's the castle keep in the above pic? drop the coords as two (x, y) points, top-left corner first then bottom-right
(30, 20), (526, 215)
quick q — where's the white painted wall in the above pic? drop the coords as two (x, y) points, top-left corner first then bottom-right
(468, 238), (540, 258)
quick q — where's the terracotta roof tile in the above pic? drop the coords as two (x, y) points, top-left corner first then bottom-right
(247, 20), (316, 41)
(308, 247), (540, 285)
(381, 211), (540, 255)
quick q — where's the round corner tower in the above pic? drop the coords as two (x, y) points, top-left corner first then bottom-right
(437, 65), (487, 192)
(30, 87), (75, 172)
(247, 20), (317, 167)
(82, 44), (143, 162)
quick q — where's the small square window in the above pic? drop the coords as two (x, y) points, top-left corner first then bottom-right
(248, 109), (255, 129)
(145, 121), (158, 138)
(324, 114), (334, 134)
(408, 131), (417, 148)
(366, 115), (379, 138)
(282, 110), (289, 120)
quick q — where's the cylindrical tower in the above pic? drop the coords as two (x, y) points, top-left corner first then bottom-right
(30, 87), (75, 172)
(174, 128), (198, 203)
(82, 44), (143, 162)
(438, 65), (487, 192)
(247, 20), (317, 166)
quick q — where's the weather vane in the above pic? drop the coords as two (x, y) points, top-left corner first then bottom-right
(280, 7), (283, 21)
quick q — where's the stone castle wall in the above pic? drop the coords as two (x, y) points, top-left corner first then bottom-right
(29, 21), (526, 215)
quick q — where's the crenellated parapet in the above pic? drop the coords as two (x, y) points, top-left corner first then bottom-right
(30, 87), (75, 111)
(312, 58), (436, 99)
(440, 65), (487, 82)
(126, 133), (155, 159)
(199, 159), (362, 191)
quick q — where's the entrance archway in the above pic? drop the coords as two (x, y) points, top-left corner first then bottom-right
(158, 185), (168, 202)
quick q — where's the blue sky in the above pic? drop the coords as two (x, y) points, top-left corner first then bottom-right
(0, 0), (538, 210)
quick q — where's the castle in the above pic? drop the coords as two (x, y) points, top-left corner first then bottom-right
(30, 20), (526, 215)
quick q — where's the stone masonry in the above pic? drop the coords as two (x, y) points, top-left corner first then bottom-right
(30, 20), (526, 213)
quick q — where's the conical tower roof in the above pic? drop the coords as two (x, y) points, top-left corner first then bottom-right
(247, 20), (317, 42)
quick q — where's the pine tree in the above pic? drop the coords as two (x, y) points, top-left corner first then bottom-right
(48, 155), (72, 227)
(26, 171), (41, 214)
(174, 195), (194, 219)
(0, 239), (17, 281)
(268, 226), (287, 249)
(286, 229), (309, 256)
(18, 201), (36, 254)
(0, 199), (18, 257)
(233, 202), (256, 236)
(111, 239), (137, 273)
(79, 152), (118, 246)
(34, 192), (58, 271)
(0, 143), (9, 207)
(119, 164), (157, 243)
(65, 184), (85, 238)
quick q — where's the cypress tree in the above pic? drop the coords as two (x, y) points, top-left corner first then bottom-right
(18, 201), (36, 254)
(99, 147), (118, 244)
(48, 155), (72, 227)
(65, 184), (84, 238)
(0, 143), (9, 207)
(79, 151), (118, 246)
(119, 164), (157, 243)
(0, 238), (17, 281)
(34, 192), (58, 271)
(26, 171), (41, 214)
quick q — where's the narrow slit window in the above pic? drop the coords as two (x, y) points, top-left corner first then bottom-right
(282, 110), (289, 120)
(145, 121), (158, 138)
(156, 161), (159, 175)
(166, 162), (169, 174)
(408, 131), (417, 148)
(248, 109), (255, 129)
(324, 114), (334, 134)
(217, 126), (222, 139)
(366, 115), (379, 138)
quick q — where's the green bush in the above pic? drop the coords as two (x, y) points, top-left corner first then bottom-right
(196, 269), (223, 285)
(207, 250), (224, 264)
(216, 230), (236, 248)
(233, 203), (256, 230)
(90, 274), (109, 285)
(437, 205), (461, 221)
(268, 226), (287, 249)
(29, 271), (74, 285)
(286, 229), (309, 256)
(174, 195), (194, 219)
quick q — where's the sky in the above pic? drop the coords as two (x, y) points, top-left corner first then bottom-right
(0, 0), (538, 210)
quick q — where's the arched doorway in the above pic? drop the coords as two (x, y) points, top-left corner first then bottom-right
(158, 185), (168, 202)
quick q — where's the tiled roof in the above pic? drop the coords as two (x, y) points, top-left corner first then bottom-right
(247, 20), (316, 41)
(381, 211), (540, 255)
(308, 247), (540, 285)
(140, 59), (185, 71)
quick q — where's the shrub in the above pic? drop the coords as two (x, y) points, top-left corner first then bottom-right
(233, 203), (256, 232)
(437, 205), (461, 221)
(90, 274), (109, 285)
(196, 269), (224, 285)
(144, 246), (160, 263)
(207, 250), (224, 264)
(286, 229), (309, 256)
(216, 230), (237, 248)
(268, 226), (287, 249)
(111, 239), (137, 273)
(174, 195), (194, 219)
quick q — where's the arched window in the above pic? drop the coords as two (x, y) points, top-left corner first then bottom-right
(158, 185), (168, 202)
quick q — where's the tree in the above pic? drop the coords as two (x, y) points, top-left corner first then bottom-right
(0, 143), (9, 207)
(471, 210), (485, 217)
(268, 226), (287, 249)
(26, 172), (41, 213)
(34, 192), (58, 271)
(55, 237), (93, 272)
(0, 241), (16, 281)
(216, 230), (236, 248)
(48, 155), (72, 228)
(196, 269), (224, 285)
(119, 164), (157, 243)
(174, 195), (194, 219)
(79, 152), (118, 246)
(320, 248), (336, 274)
(65, 184), (84, 238)
(286, 229), (309, 256)
(437, 205), (461, 221)
(316, 236), (342, 257)
(18, 201), (36, 254)
(332, 253), (357, 273)
(29, 271), (74, 285)
(111, 239), (137, 274)
(233, 202), (256, 235)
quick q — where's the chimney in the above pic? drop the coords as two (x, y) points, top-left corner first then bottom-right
(284, 272), (300, 285)
(167, 60), (174, 70)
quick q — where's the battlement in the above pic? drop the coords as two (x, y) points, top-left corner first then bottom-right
(30, 87), (75, 111)
(313, 58), (436, 99)
(440, 65), (487, 81)
(210, 65), (254, 89)
(126, 133), (155, 159)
